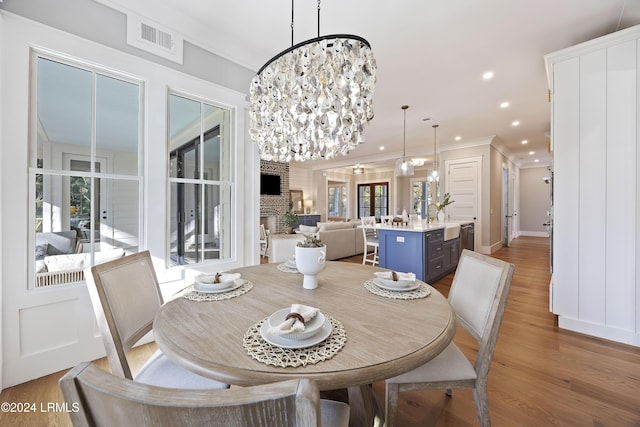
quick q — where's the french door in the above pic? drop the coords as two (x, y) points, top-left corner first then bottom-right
(357, 182), (389, 218)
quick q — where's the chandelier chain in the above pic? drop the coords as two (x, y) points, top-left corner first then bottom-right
(291, 0), (294, 46)
(317, 0), (321, 38)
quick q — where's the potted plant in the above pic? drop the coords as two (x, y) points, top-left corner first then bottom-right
(433, 193), (455, 222)
(295, 234), (326, 289)
(283, 205), (299, 234)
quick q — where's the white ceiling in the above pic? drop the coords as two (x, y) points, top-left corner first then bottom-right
(97, 0), (640, 172)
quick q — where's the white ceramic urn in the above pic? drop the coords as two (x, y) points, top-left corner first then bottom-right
(294, 244), (326, 290)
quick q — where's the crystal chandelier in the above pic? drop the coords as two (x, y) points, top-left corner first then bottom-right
(395, 105), (414, 176)
(249, 1), (377, 162)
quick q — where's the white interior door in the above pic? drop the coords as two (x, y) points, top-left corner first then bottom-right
(446, 157), (481, 251)
(502, 167), (516, 247)
(63, 155), (110, 249)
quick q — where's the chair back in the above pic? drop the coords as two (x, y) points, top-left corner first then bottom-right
(84, 251), (163, 380)
(380, 215), (394, 225)
(360, 216), (377, 241)
(448, 249), (515, 379)
(260, 224), (268, 240)
(60, 362), (323, 427)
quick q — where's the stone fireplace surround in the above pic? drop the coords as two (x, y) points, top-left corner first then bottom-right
(259, 160), (290, 235)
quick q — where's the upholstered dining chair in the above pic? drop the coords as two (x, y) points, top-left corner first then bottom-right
(84, 250), (228, 390)
(60, 362), (351, 427)
(360, 216), (379, 266)
(385, 249), (515, 427)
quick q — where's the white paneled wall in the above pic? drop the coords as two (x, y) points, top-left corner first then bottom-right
(289, 165), (315, 212)
(545, 25), (640, 347)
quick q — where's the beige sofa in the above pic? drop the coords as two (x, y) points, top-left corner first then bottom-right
(297, 221), (364, 261)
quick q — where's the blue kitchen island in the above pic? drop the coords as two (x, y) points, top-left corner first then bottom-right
(376, 221), (473, 283)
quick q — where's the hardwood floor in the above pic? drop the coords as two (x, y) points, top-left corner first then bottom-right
(2, 237), (639, 426)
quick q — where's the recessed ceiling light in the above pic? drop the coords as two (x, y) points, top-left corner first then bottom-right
(529, 151), (535, 155)
(512, 120), (520, 126)
(482, 71), (494, 80)
(534, 159), (540, 163)
(521, 140), (528, 144)
(500, 101), (510, 108)
(455, 136), (462, 141)
(379, 146), (385, 150)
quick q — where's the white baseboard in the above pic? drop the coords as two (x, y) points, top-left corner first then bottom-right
(489, 241), (503, 253)
(558, 316), (640, 347)
(519, 231), (549, 237)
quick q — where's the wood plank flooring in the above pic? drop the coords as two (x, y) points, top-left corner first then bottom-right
(1, 237), (639, 426)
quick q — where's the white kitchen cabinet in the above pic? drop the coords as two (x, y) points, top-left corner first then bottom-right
(545, 25), (640, 347)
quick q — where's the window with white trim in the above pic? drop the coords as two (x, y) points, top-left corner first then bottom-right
(168, 93), (233, 265)
(30, 54), (143, 288)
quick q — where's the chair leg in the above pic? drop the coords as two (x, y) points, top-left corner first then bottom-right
(363, 245), (376, 265)
(472, 384), (491, 427)
(384, 382), (400, 427)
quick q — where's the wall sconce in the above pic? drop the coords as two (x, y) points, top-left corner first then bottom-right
(352, 166), (364, 175)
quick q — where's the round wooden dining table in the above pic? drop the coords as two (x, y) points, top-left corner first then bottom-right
(153, 261), (455, 426)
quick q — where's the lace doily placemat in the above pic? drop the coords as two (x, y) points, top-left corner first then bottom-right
(277, 263), (299, 274)
(363, 279), (432, 300)
(181, 280), (253, 302)
(243, 316), (346, 368)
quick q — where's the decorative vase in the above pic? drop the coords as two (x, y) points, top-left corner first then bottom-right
(437, 211), (445, 222)
(294, 244), (326, 289)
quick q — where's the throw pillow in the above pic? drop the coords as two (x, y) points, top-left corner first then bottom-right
(299, 224), (318, 233)
(44, 253), (88, 272)
(35, 243), (49, 260)
(318, 221), (354, 231)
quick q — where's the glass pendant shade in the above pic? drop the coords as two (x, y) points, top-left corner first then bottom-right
(249, 34), (377, 162)
(395, 159), (415, 176)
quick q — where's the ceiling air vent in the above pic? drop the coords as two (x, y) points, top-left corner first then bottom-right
(126, 14), (184, 64)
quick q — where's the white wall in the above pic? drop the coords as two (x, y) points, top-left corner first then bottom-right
(289, 165), (315, 213)
(546, 25), (640, 347)
(0, 8), (257, 387)
(519, 167), (551, 236)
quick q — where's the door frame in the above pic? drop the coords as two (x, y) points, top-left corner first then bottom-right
(62, 154), (110, 249)
(501, 166), (516, 247)
(445, 156), (482, 252)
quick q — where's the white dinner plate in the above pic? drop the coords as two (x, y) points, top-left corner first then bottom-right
(194, 273), (241, 291)
(260, 319), (332, 349)
(267, 308), (325, 340)
(285, 259), (297, 268)
(373, 277), (421, 292)
(194, 279), (243, 294)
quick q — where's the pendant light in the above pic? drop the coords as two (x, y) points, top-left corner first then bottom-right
(429, 124), (440, 181)
(249, 0), (377, 162)
(395, 105), (414, 176)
